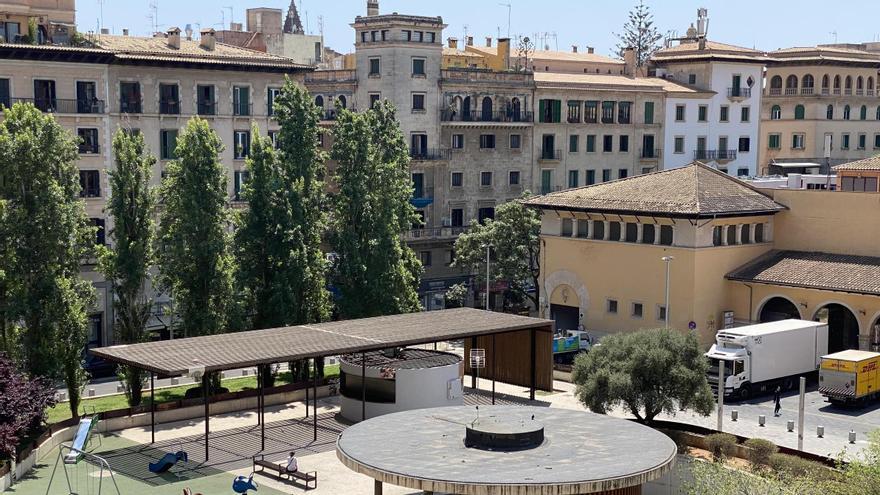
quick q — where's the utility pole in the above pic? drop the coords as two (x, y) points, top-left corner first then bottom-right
(661, 256), (674, 329)
(797, 377), (806, 450)
(717, 362), (724, 431)
(485, 244), (491, 311)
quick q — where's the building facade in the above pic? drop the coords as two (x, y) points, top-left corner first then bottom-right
(759, 46), (880, 175)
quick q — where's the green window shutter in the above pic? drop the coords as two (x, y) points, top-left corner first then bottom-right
(644, 102), (654, 124)
(552, 100), (562, 123)
(539, 100), (546, 123)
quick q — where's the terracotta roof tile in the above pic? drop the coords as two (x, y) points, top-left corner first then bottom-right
(653, 40), (766, 62)
(832, 155), (880, 171)
(523, 162), (786, 217)
(726, 250), (880, 296)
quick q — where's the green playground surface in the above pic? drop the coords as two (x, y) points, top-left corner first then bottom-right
(6, 433), (287, 495)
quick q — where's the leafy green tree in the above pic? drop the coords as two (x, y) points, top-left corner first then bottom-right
(99, 129), (156, 406)
(0, 102), (95, 417)
(157, 117), (234, 338)
(452, 196), (541, 311)
(0, 198), (9, 353)
(572, 328), (714, 424)
(614, 0), (663, 68)
(330, 101), (421, 318)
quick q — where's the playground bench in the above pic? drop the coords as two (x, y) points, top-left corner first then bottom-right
(252, 454), (318, 490)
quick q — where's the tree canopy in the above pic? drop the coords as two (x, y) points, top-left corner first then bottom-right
(572, 328), (714, 424)
(614, 0), (663, 68)
(0, 352), (57, 460)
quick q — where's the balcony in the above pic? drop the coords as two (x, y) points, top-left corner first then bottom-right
(784, 88), (797, 96)
(321, 108), (356, 121)
(440, 109), (533, 123)
(233, 102), (252, 117)
(9, 97), (105, 114)
(821, 88), (830, 96)
(768, 88), (782, 96)
(197, 101), (217, 116)
(801, 87), (814, 95)
(78, 143), (100, 155)
(727, 87), (751, 99)
(833, 89), (841, 95)
(693, 149), (737, 161)
(856, 89), (864, 96)
(120, 99), (142, 114)
(539, 149), (562, 161)
(404, 226), (470, 242)
(304, 69), (357, 83)
(639, 148), (662, 160)
(410, 148), (451, 161)
(160, 100), (180, 115)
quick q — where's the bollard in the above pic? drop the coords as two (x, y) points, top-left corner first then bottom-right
(817, 425), (825, 438)
(242, 369), (249, 376)
(731, 410), (738, 421)
(787, 420), (795, 432)
(849, 430), (856, 444)
(758, 414), (766, 427)
(57, 391), (67, 402)
(117, 384), (125, 393)
(171, 377), (179, 385)
(88, 388), (96, 397)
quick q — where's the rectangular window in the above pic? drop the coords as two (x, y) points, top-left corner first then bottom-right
(688, 74), (696, 85)
(451, 172), (463, 187)
(738, 137), (751, 152)
(412, 58), (426, 76)
(644, 101), (654, 124)
(539, 99), (562, 123)
(675, 104), (685, 122)
(601, 101), (615, 123)
(674, 136), (684, 154)
(509, 170), (521, 185)
(657, 305), (667, 321)
(632, 302), (643, 318)
(602, 135), (613, 152)
(602, 169), (611, 182)
(233, 86), (250, 116)
(541, 170), (552, 194)
(160, 129), (178, 160)
(509, 134), (521, 149)
(420, 250), (432, 267)
(369, 57), (381, 76)
(234, 130), (251, 159)
(159, 83), (179, 114)
(577, 220), (589, 238)
(0, 78), (9, 108)
(607, 299), (618, 314)
(119, 81), (141, 113)
(619, 135), (629, 152)
(858, 133), (866, 150)
(197, 85), (215, 115)
(768, 133), (781, 149)
(720, 105), (729, 122)
(402, 30), (411, 41)
(451, 208), (464, 227)
(741, 106), (750, 123)
(451, 134), (464, 149)
(569, 134), (579, 153)
(586, 170), (596, 185)
(75, 81), (98, 113)
(369, 93), (381, 108)
(561, 218), (573, 236)
(234, 170), (250, 201)
(79, 170), (100, 198)
(267, 87), (281, 116)
(480, 171), (493, 187)
(874, 134), (880, 149)
(361, 31), (367, 43)
(698, 105), (708, 122)
(584, 101), (598, 123)
(480, 134), (496, 149)
(842, 133), (850, 150)
(269, 131), (279, 149)
(586, 135), (596, 152)
(791, 134), (805, 150)
(77, 128), (99, 154)
(568, 170), (579, 188)
(412, 172), (425, 198)
(619, 168), (628, 179)
(411, 93), (425, 111)
(617, 101), (632, 124)
(91, 218), (106, 245)
(567, 100), (581, 123)
(737, 168), (749, 177)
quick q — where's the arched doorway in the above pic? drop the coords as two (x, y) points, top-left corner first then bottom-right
(481, 96), (493, 121)
(815, 304), (860, 353)
(462, 96), (472, 121)
(758, 297), (801, 322)
(550, 284), (580, 332)
(337, 95), (347, 109)
(510, 97), (521, 121)
(870, 315), (880, 352)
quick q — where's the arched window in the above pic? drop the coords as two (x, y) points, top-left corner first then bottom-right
(770, 105), (781, 120)
(481, 96), (493, 121)
(741, 224), (752, 244)
(844, 105), (851, 120)
(860, 105), (867, 120)
(462, 96), (472, 121)
(785, 75), (798, 94)
(833, 75), (841, 92)
(726, 225), (737, 245)
(755, 223), (765, 243)
(315, 95), (324, 108)
(510, 97), (521, 121)
(770, 75), (782, 94)
(845, 75), (853, 94)
(826, 104), (834, 120)
(857, 76), (864, 93)
(869, 77), (876, 90)
(877, 106), (880, 120)
(801, 74), (814, 94)
(821, 74), (830, 92)
(337, 95), (347, 109)
(794, 104), (805, 120)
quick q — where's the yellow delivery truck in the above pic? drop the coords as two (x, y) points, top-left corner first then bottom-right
(819, 350), (880, 406)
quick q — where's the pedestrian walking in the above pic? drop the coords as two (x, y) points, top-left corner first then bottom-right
(773, 386), (782, 416)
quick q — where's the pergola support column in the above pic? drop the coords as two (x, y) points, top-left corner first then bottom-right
(202, 374), (209, 461)
(150, 372), (155, 444)
(529, 328), (536, 401)
(260, 366), (265, 452)
(305, 361), (310, 419)
(313, 358), (318, 442)
(361, 352), (367, 421)
(492, 334), (496, 405)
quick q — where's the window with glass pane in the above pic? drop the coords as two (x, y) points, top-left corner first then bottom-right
(740, 106), (750, 122)
(120, 82), (141, 113)
(480, 171), (492, 187)
(617, 102), (631, 124)
(603, 135), (613, 152)
(79, 170), (100, 198)
(842, 134), (850, 149)
(234, 171), (251, 201)
(675, 105), (685, 121)
(198, 85), (215, 115)
(858, 134), (866, 149)
(412, 58), (425, 76)
(160, 129), (178, 160)
(586, 170), (596, 185)
(738, 137), (750, 152)
(369, 58), (380, 76)
(601, 101), (615, 123)
(577, 220), (589, 238)
(586, 135), (596, 152)
(233, 86), (251, 116)
(412, 93), (425, 111)
(720, 106), (729, 122)
(451, 208), (464, 227)
(568, 170), (579, 188)
(584, 101), (598, 123)
(479, 134), (495, 149)
(0, 78), (9, 108)
(569, 135), (579, 152)
(509, 170), (520, 185)
(77, 128), (99, 154)
(509, 134), (521, 149)
(619, 135), (629, 152)
(267, 87), (281, 116)
(234, 130), (251, 159)
(619, 169), (628, 179)
(452, 134), (464, 149)
(643, 101), (654, 124)
(602, 169), (611, 182)
(159, 83), (179, 114)
(674, 137), (684, 153)
(451, 172), (463, 187)
(698, 105), (707, 122)
(567, 101), (581, 122)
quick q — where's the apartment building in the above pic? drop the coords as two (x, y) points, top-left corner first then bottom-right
(0, 27), (311, 356)
(464, 38), (625, 75)
(0, 0), (74, 43)
(759, 46), (880, 175)
(651, 22), (766, 176)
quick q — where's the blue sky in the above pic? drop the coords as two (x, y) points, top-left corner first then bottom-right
(78, 1), (880, 56)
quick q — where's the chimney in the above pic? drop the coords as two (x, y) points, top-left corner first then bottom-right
(185, 24), (193, 41)
(230, 22), (243, 32)
(122, 28), (129, 36)
(200, 28), (216, 51)
(367, 0), (379, 16)
(698, 37), (707, 50)
(466, 36), (474, 46)
(100, 28), (109, 35)
(448, 37), (458, 50)
(623, 46), (636, 76)
(498, 38), (511, 69)
(587, 46), (594, 54)
(571, 45), (578, 53)
(485, 37), (492, 47)
(166, 27), (181, 49)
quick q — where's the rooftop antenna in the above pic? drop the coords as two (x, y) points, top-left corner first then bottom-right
(148, 1), (158, 33)
(499, 2), (511, 38)
(224, 6), (233, 29)
(96, 0), (105, 33)
(829, 31), (838, 43)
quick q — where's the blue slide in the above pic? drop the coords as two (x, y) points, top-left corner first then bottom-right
(148, 451), (188, 474)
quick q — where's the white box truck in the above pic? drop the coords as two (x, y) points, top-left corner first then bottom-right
(705, 319), (829, 400)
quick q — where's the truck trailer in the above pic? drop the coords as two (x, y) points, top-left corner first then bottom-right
(819, 350), (880, 406)
(705, 319), (829, 400)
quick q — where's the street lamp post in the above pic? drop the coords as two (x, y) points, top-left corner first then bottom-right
(661, 256), (674, 329)
(485, 244), (491, 311)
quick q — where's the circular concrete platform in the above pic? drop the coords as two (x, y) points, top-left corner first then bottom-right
(336, 405), (676, 495)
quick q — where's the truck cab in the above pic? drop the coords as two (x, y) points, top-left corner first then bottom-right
(705, 344), (748, 398)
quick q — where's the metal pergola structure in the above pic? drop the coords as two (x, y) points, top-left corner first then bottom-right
(91, 308), (553, 461)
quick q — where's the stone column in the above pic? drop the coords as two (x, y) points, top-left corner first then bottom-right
(654, 225), (661, 245)
(603, 221), (610, 241)
(636, 223), (643, 243)
(735, 224), (743, 245)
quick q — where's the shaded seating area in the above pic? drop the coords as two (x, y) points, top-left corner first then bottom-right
(253, 454), (318, 490)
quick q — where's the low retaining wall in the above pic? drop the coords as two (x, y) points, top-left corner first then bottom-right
(2, 381), (333, 491)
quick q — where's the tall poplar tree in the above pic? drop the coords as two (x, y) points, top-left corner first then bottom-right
(157, 117), (234, 339)
(0, 103), (95, 417)
(99, 129), (155, 406)
(330, 101), (422, 318)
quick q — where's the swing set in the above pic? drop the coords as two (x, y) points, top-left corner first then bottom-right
(45, 412), (120, 495)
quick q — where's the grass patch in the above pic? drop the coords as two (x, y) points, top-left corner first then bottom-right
(46, 365), (339, 425)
